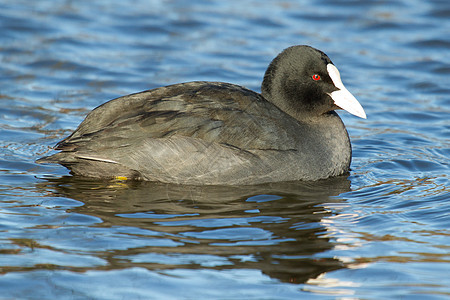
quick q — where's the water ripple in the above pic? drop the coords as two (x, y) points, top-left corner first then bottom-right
(0, 0), (449, 298)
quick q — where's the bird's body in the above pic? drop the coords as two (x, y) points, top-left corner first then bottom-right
(38, 46), (366, 185)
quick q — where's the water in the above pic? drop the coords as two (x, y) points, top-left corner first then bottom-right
(1, 0), (449, 298)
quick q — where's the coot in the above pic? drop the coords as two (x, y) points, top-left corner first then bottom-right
(38, 45), (366, 185)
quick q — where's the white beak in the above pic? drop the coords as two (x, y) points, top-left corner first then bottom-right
(327, 64), (366, 119)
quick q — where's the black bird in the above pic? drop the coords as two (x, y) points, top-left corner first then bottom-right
(37, 45), (366, 185)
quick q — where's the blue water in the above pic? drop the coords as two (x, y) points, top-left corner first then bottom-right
(1, 0), (449, 299)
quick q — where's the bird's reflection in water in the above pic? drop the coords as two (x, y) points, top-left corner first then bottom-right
(38, 175), (351, 284)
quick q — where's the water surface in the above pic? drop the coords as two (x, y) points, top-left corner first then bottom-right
(0, 0), (449, 299)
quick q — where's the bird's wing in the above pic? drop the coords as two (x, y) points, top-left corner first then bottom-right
(56, 81), (301, 153)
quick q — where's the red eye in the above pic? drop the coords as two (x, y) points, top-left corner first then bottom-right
(312, 74), (321, 81)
